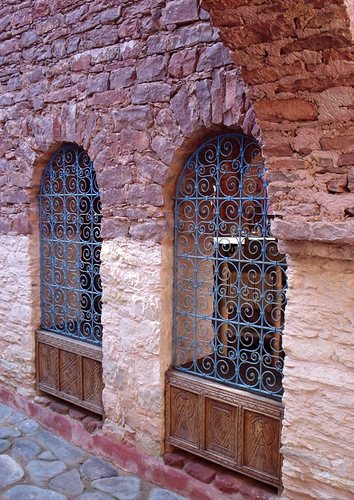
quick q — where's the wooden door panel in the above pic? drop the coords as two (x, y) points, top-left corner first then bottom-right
(242, 410), (280, 479)
(83, 358), (103, 406)
(38, 342), (59, 390)
(169, 386), (200, 449)
(205, 398), (237, 459)
(59, 349), (82, 399)
(36, 329), (103, 414)
(166, 370), (283, 487)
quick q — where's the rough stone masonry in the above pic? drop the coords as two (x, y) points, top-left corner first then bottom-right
(0, 0), (353, 499)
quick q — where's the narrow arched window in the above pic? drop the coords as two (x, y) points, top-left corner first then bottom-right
(173, 134), (287, 398)
(40, 144), (102, 346)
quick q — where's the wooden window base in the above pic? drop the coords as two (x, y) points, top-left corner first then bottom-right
(166, 369), (283, 487)
(36, 329), (104, 415)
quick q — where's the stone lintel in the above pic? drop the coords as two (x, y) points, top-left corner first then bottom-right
(271, 220), (354, 259)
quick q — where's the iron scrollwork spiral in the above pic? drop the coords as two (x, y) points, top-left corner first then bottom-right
(173, 134), (287, 399)
(40, 144), (103, 346)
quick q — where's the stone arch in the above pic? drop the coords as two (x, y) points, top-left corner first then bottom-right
(6, 106), (109, 398)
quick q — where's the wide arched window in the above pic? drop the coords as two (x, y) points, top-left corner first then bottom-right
(40, 143), (102, 346)
(173, 134), (287, 399)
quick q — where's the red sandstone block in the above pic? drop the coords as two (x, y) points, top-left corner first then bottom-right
(86, 420), (103, 434)
(49, 400), (70, 415)
(69, 408), (87, 420)
(214, 472), (241, 493)
(33, 395), (51, 406)
(163, 452), (185, 468)
(184, 461), (216, 484)
(82, 415), (101, 434)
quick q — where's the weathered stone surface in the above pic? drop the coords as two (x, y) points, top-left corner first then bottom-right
(131, 83), (172, 104)
(3, 485), (66, 500)
(11, 437), (41, 462)
(255, 99), (318, 122)
(148, 488), (187, 500)
(162, 0), (199, 26)
(30, 430), (86, 466)
(136, 55), (165, 82)
(184, 461), (216, 483)
(168, 48), (197, 78)
(348, 166), (354, 192)
(0, 455), (24, 487)
(162, 452), (185, 468)
(0, 427), (21, 438)
(327, 175), (348, 193)
(110, 67), (135, 89)
(77, 493), (113, 500)
(196, 42), (232, 71)
(18, 418), (39, 434)
(80, 456), (119, 481)
(26, 459), (67, 484)
(92, 477), (141, 499)
(0, 438), (11, 452)
(49, 469), (84, 497)
(0, 404), (13, 420)
(38, 450), (56, 460)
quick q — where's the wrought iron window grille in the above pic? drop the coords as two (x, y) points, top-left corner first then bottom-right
(40, 143), (103, 346)
(173, 134), (287, 399)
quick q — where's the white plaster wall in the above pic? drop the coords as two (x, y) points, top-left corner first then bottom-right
(281, 250), (354, 499)
(0, 234), (38, 397)
(100, 237), (172, 455)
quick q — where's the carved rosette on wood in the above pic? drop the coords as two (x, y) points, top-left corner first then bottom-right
(166, 370), (283, 487)
(36, 329), (103, 414)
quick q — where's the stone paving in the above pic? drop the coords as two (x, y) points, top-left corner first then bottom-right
(0, 403), (187, 500)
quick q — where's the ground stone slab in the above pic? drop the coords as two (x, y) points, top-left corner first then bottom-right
(38, 450), (56, 460)
(80, 456), (119, 481)
(31, 429), (86, 466)
(77, 493), (114, 500)
(0, 455), (24, 487)
(0, 427), (21, 439)
(26, 459), (67, 483)
(92, 477), (141, 500)
(3, 485), (67, 500)
(148, 488), (188, 500)
(5, 411), (27, 425)
(0, 438), (11, 452)
(11, 437), (41, 462)
(18, 418), (39, 434)
(0, 404), (13, 420)
(49, 469), (84, 496)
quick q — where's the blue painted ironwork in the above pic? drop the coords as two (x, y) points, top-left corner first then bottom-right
(173, 134), (287, 399)
(40, 144), (102, 346)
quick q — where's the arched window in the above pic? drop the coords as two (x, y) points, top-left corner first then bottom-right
(173, 134), (287, 399)
(40, 144), (102, 346)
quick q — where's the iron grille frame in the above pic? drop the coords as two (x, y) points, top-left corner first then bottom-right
(39, 143), (103, 346)
(173, 133), (287, 399)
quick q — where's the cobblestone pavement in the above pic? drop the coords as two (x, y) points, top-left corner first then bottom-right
(0, 403), (186, 500)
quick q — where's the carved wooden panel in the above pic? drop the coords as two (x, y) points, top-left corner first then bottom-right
(38, 342), (59, 390)
(242, 410), (280, 479)
(36, 329), (103, 414)
(205, 398), (237, 459)
(59, 349), (82, 399)
(83, 357), (103, 406)
(169, 387), (200, 448)
(166, 370), (283, 487)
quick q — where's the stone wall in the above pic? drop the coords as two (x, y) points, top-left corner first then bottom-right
(0, 0), (253, 456)
(201, 1), (354, 498)
(281, 243), (354, 499)
(0, 234), (38, 397)
(1, 0), (354, 497)
(202, 0), (354, 240)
